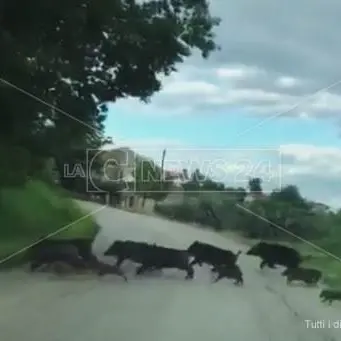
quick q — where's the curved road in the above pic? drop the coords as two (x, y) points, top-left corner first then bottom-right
(0, 201), (340, 340)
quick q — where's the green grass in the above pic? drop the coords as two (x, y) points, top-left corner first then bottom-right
(220, 232), (341, 289)
(302, 254), (341, 288)
(295, 241), (341, 289)
(0, 180), (99, 268)
(263, 238), (341, 289)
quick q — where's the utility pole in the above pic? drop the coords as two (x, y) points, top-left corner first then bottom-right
(160, 148), (166, 191)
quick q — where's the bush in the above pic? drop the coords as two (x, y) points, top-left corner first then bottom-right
(154, 197), (221, 228)
(0, 180), (99, 268)
(154, 203), (195, 222)
(154, 187), (341, 288)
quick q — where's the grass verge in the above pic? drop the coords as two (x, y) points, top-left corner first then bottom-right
(224, 233), (341, 289)
(129, 207), (341, 289)
(296, 241), (341, 289)
(0, 180), (99, 268)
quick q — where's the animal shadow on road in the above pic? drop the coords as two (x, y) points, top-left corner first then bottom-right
(121, 261), (164, 279)
(113, 261), (216, 284)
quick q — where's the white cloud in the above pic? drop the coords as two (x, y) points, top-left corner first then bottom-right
(227, 88), (285, 103)
(280, 144), (341, 180)
(275, 76), (298, 88)
(162, 80), (219, 96)
(104, 136), (184, 152)
(298, 112), (310, 119)
(280, 144), (341, 161)
(310, 92), (341, 112)
(111, 60), (341, 119)
(216, 64), (260, 79)
(109, 1), (341, 121)
(105, 1), (341, 208)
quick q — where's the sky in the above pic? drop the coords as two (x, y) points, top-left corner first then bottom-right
(104, 0), (341, 209)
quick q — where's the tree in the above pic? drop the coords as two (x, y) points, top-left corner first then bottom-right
(153, 172), (340, 248)
(191, 168), (206, 183)
(1, 0), (220, 185)
(181, 168), (190, 181)
(270, 185), (308, 209)
(270, 185), (301, 202)
(201, 179), (225, 191)
(248, 177), (263, 193)
(182, 168), (205, 192)
(235, 187), (247, 203)
(134, 158), (172, 202)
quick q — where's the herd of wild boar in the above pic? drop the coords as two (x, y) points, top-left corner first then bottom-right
(25, 237), (341, 305)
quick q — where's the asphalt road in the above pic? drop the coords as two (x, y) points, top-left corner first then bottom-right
(0, 201), (340, 341)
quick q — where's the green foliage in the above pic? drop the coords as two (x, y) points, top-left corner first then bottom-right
(155, 175), (341, 286)
(0, 145), (31, 187)
(0, 180), (98, 267)
(134, 157), (173, 201)
(248, 177), (262, 192)
(155, 202), (195, 223)
(156, 174), (334, 242)
(0, 0), (220, 265)
(1, 0), (220, 183)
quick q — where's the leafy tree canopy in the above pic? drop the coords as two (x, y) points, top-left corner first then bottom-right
(1, 0), (220, 185)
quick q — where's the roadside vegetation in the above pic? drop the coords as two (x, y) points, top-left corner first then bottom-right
(0, 180), (98, 268)
(154, 171), (341, 288)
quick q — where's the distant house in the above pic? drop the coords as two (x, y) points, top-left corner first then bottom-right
(244, 192), (268, 203)
(161, 172), (185, 205)
(164, 170), (184, 188)
(309, 202), (331, 214)
(99, 147), (135, 183)
(90, 147), (135, 207)
(98, 147), (183, 209)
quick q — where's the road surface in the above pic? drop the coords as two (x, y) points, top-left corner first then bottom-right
(0, 201), (340, 341)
